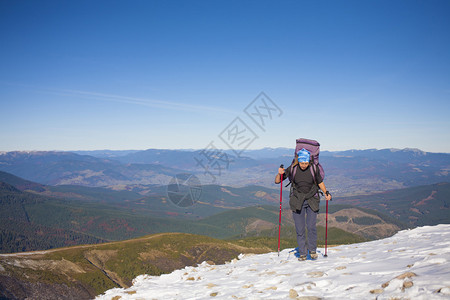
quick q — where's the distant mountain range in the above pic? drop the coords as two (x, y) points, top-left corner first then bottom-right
(1, 148), (449, 196)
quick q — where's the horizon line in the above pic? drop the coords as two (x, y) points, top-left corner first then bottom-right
(1, 147), (447, 155)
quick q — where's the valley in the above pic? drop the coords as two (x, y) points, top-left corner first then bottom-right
(0, 148), (449, 299)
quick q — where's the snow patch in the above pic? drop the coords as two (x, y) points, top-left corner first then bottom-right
(96, 224), (450, 299)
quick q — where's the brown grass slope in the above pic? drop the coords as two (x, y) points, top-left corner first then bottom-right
(0, 232), (270, 300)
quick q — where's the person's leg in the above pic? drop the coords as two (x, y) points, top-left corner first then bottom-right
(292, 209), (307, 256)
(305, 205), (318, 255)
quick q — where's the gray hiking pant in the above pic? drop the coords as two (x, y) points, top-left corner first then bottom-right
(292, 201), (318, 256)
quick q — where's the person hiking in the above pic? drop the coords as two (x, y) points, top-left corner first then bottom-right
(275, 148), (332, 261)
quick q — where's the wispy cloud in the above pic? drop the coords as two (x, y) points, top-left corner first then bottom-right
(49, 88), (239, 115)
(0, 81), (238, 115)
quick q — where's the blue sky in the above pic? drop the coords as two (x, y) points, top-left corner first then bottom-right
(1, 0), (449, 153)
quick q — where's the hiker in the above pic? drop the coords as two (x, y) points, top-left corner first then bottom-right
(275, 148), (332, 261)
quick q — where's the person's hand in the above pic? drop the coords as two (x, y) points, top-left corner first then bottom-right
(325, 191), (332, 201)
(275, 165), (285, 184)
(278, 164), (285, 175)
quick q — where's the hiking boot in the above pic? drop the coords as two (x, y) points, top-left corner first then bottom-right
(298, 255), (307, 261)
(310, 251), (318, 260)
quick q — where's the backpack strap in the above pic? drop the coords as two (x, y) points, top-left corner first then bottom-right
(310, 163), (323, 197)
(309, 157), (321, 185)
(310, 163), (317, 185)
(285, 159), (296, 187)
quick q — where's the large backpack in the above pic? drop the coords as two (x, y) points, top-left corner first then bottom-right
(289, 138), (325, 186)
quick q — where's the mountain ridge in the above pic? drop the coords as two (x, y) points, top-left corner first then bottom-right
(1, 148), (449, 196)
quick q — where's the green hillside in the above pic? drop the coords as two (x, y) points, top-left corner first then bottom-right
(1, 182), (381, 254)
(1, 170), (421, 254)
(0, 183), (107, 252)
(336, 182), (450, 226)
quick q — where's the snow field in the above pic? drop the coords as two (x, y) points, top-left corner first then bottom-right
(97, 224), (450, 300)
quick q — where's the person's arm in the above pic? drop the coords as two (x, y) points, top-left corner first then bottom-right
(318, 182), (332, 201)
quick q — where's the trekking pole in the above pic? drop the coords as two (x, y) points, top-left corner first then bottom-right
(278, 164), (284, 257)
(324, 197), (329, 257)
(324, 191), (332, 257)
